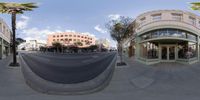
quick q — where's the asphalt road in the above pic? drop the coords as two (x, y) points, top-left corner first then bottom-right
(20, 52), (116, 84)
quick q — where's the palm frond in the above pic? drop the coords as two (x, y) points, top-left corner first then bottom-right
(0, 2), (38, 14)
(191, 2), (200, 11)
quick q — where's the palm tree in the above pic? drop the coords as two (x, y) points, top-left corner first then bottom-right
(106, 16), (137, 66)
(85, 40), (90, 45)
(52, 42), (62, 53)
(0, 2), (38, 66)
(191, 2), (200, 11)
(74, 41), (83, 47)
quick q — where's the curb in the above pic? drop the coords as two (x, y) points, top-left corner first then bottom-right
(19, 53), (117, 95)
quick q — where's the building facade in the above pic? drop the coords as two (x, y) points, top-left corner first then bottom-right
(0, 18), (11, 59)
(95, 38), (110, 50)
(125, 10), (200, 65)
(18, 40), (46, 51)
(47, 32), (96, 48)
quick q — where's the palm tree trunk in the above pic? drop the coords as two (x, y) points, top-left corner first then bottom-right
(10, 12), (19, 66)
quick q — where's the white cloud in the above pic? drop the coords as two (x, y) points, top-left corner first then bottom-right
(108, 14), (121, 20)
(17, 15), (97, 43)
(94, 25), (107, 34)
(17, 15), (30, 30)
(65, 30), (76, 33)
(81, 32), (96, 37)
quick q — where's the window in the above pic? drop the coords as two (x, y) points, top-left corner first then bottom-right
(178, 42), (197, 59)
(198, 21), (200, 28)
(187, 33), (197, 41)
(188, 42), (197, 58)
(69, 35), (72, 37)
(140, 29), (192, 41)
(57, 39), (59, 41)
(53, 35), (55, 38)
(189, 16), (196, 25)
(140, 17), (146, 25)
(60, 39), (63, 41)
(81, 36), (84, 38)
(147, 42), (159, 59)
(171, 13), (182, 21)
(3, 26), (6, 34)
(74, 39), (76, 41)
(152, 14), (161, 21)
(61, 35), (63, 37)
(140, 43), (147, 58)
(57, 35), (59, 37)
(65, 35), (68, 37)
(74, 35), (76, 37)
(0, 23), (2, 32)
(69, 39), (72, 41)
(78, 35), (80, 37)
(53, 39), (55, 41)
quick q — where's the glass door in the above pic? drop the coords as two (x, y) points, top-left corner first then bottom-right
(169, 46), (175, 60)
(161, 46), (167, 60)
(161, 45), (176, 61)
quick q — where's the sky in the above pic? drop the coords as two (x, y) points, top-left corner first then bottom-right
(0, 0), (200, 47)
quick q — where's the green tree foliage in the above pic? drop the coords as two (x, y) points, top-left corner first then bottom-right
(106, 16), (137, 65)
(191, 2), (200, 11)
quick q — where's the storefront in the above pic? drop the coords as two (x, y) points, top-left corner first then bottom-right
(129, 10), (200, 65)
(137, 28), (199, 64)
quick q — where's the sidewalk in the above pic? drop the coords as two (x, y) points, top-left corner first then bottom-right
(0, 55), (200, 100)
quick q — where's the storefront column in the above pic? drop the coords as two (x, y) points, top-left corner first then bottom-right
(135, 36), (140, 59)
(198, 36), (200, 61)
(0, 38), (3, 59)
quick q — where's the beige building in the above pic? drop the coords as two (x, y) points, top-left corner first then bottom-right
(47, 32), (96, 48)
(124, 10), (200, 65)
(0, 18), (11, 59)
(18, 40), (46, 51)
(96, 38), (110, 49)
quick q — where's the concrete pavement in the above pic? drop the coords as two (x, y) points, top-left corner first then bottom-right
(1, 54), (200, 99)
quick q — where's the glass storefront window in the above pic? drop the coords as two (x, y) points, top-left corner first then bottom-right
(140, 43), (147, 58)
(188, 42), (197, 58)
(178, 42), (197, 59)
(151, 31), (159, 38)
(147, 42), (158, 59)
(140, 42), (158, 59)
(178, 42), (188, 59)
(187, 33), (197, 41)
(140, 29), (197, 41)
(159, 29), (168, 37)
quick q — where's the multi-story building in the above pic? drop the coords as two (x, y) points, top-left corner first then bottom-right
(96, 38), (110, 49)
(0, 18), (11, 59)
(47, 32), (96, 47)
(124, 10), (200, 65)
(18, 40), (46, 51)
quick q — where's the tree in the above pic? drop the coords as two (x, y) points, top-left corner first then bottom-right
(16, 38), (26, 46)
(85, 40), (90, 45)
(89, 45), (98, 51)
(52, 42), (62, 53)
(74, 41), (83, 47)
(106, 16), (137, 66)
(191, 2), (200, 11)
(0, 2), (38, 66)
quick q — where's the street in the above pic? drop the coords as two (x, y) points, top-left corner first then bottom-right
(21, 52), (116, 84)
